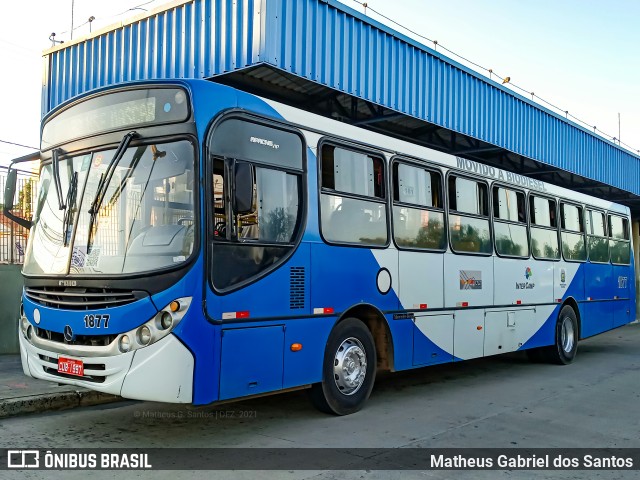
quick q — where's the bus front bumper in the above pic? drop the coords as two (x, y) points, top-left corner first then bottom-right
(19, 332), (194, 403)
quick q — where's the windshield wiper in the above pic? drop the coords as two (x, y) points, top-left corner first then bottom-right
(107, 145), (148, 207)
(51, 148), (66, 210)
(87, 131), (138, 251)
(88, 131), (138, 217)
(62, 172), (78, 247)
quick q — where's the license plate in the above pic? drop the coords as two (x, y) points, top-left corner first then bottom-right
(57, 357), (84, 377)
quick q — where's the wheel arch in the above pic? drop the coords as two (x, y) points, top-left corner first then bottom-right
(338, 303), (395, 372)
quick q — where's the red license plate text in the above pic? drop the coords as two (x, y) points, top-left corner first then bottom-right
(57, 357), (84, 377)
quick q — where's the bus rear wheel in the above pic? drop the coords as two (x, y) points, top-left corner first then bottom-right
(310, 318), (376, 415)
(527, 305), (578, 365)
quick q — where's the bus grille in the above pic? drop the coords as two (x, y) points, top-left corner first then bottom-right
(34, 327), (118, 347)
(25, 287), (145, 310)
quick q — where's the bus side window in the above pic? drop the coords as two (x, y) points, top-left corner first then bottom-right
(609, 214), (631, 265)
(320, 144), (388, 246)
(529, 195), (559, 260)
(447, 175), (491, 254)
(492, 186), (528, 257)
(560, 202), (586, 262)
(392, 161), (445, 250)
(252, 167), (299, 243)
(586, 209), (609, 263)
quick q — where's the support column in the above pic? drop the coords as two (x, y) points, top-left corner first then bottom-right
(633, 219), (640, 322)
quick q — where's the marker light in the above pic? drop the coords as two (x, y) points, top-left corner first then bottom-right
(290, 343), (303, 352)
(169, 301), (180, 312)
(174, 91), (186, 104)
(136, 326), (152, 346)
(119, 335), (131, 353)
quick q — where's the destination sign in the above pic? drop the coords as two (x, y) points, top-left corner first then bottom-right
(455, 157), (546, 192)
(42, 88), (190, 149)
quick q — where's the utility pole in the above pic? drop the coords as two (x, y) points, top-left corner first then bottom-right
(618, 113), (621, 145)
(71, 0), (75, 40)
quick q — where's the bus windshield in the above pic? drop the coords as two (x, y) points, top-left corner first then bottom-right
(23, 139), (196, 276)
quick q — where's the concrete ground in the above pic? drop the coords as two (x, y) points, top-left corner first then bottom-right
(0, 323), (639, 479)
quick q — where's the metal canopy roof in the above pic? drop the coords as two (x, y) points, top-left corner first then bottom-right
(43, 0), (640, 212)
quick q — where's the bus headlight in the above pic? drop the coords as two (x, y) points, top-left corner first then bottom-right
(115, 297), (192, 353)
(119, 335), (132, 353)
(159, 311), (173, 330)
(136, 325), (152, 346)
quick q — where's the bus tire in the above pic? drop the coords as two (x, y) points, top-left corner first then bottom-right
(309, 318), (376, 415)
(530, 305), (579, 365)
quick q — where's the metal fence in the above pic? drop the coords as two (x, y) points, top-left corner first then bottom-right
(0, 166), (38, 264)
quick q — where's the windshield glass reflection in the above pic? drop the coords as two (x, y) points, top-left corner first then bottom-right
(23, 140), (196, 275)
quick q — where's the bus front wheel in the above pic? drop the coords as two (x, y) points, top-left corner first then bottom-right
(527, 305), (578, 365)
(310, 318), (376, 415)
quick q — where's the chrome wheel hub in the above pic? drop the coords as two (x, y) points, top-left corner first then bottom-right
(561, 316), (575, 353)
(333, 337), (367, 396)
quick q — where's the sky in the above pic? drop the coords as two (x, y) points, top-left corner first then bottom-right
(0, 0), (639, 167)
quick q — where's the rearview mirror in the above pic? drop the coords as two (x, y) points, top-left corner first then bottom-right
(3, 151), (40, 230)
(234, 162), (254, 214)
(4, 169), (17, 210)
(3, 168), (32, 230)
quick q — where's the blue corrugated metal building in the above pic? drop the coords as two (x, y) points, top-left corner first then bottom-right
(42, 0), (640, 211)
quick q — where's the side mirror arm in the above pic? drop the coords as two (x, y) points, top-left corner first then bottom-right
(3, 151), (40, 230)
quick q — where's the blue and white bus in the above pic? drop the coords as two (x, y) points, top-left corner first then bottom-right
(5, 80), (635, 415)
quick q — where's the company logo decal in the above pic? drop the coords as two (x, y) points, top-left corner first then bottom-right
(460, 270), (482, 290)
(63, 325), (75, 342)
(560, 268), (567, 288)
(516, 267), (535, 290)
